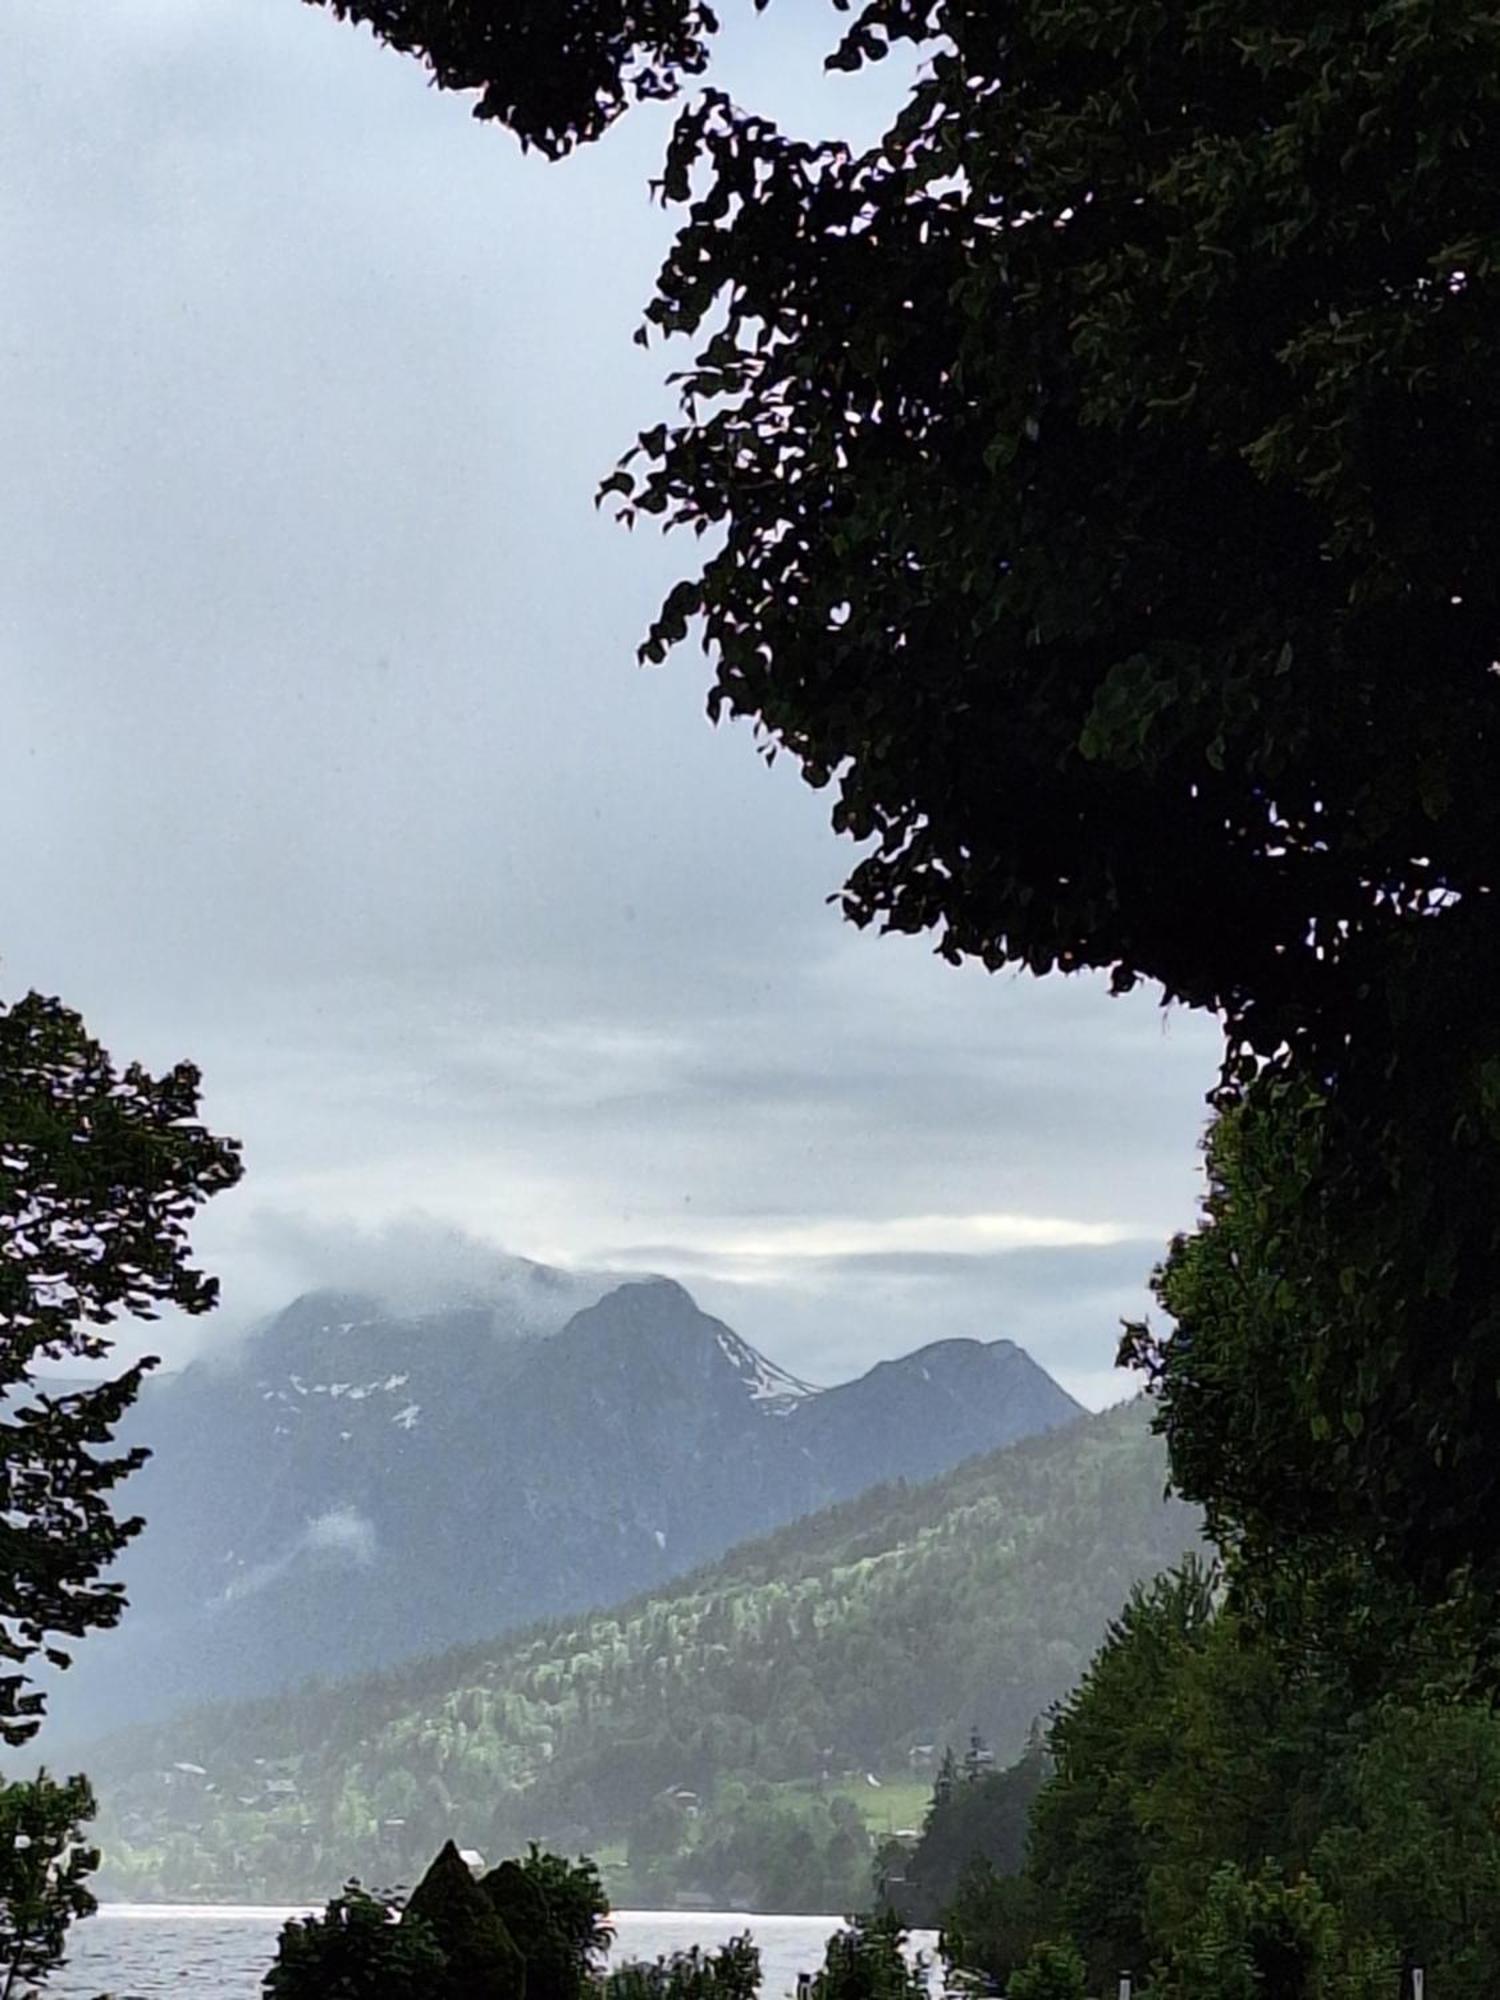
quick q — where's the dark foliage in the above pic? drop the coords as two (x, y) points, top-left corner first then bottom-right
(407, 1840), (527, 2000)
(1005, 1940), (1087, 2000)
(305, 0), (1500, 1622)
(264, 1883), (446, 2000)
(603, 1936), (760, 2000)
(0, 990), (241, 1741)
(607, 3), (1500, 1613)
(809, 1911), (927, 2000)
(614, 3), (1500, 1059)
(939, 1864), (1044, 1997)
(484, 1861), (570, 2000)
(305, 0), (729, 158)
(0, 1771), (100, 1998)
(889, 1745), (1044, 1927)
(481, 1848), (612, 2000)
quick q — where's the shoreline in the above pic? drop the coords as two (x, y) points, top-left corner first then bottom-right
(86, 1905), (855, 1927)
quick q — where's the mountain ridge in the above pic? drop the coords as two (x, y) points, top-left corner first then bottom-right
(45, 1270), (1081, 1744)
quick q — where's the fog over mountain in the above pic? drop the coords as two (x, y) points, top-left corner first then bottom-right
(45, 1266), (1080, 1746)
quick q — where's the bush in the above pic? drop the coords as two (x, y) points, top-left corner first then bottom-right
(1147, 1866), (1340, 2000)
(941, 1864), (1045, 1994)
(484, 1861), (576, 2000)
(603, 1936), (760, 2000)
(811, 1912), (928, 2000)
(1006, 1941), (1087, 2000)
(515, 1847), (615, 1976)
(263, 1883), (445, 2000)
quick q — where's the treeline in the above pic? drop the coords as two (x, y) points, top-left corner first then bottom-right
(270, 1839), (924, 2000)
(880, 1743), (1045, 1929)
(884, 1557), (1500, 1998)
(88, 1399), (1200, 1901)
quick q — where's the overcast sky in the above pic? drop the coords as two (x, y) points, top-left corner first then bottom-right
(0, 0), (1221, 1407)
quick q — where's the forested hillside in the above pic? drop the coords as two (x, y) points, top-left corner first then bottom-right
(90, 1399), (1199, 1906)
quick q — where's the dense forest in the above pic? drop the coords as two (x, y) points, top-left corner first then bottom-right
(88, 1400), (1198, 1905)
(908, 1556), (1500, 2000)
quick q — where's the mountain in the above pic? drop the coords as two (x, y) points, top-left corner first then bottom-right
(45, 1271), (1081, 1742)
(89, 1397), (1201, 1904)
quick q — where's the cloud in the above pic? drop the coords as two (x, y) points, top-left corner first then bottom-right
(303, 1505), (378, 1565)
(237, 1211), (618, 1327)
(0, 0), (1221, 1413)
(222, 1504), (377, 1603)
(674, 1239), (1173, 1405)
(603, 1211), (1138, 1265)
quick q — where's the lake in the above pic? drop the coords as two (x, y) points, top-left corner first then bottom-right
(53, 1906), (941, 1999)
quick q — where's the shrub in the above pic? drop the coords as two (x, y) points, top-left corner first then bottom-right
(811, 1912), (928, 2000)
(603, 1935), (760, 2000)
(263, 1883), (444, 2000)
(1006, 1940), (1087, 2000)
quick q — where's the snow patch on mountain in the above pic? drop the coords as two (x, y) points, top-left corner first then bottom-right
(713, 1326), (818, 1414)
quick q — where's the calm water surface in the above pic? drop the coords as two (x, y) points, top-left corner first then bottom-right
(54, 1906), (939, 1999)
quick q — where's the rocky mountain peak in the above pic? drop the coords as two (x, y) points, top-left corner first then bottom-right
(44, 1262), (1081, 1749)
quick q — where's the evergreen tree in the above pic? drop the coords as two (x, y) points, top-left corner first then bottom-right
(482, 1850), (611, 2000)
(896, 1746), (1044, 1926)
(963, 1731), (992, 1785)
(929, 1750), (957, 1818)
(407, 1841), (526, 2000)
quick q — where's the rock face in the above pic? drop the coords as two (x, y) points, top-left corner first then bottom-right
(46, 1273), (1081, 1741)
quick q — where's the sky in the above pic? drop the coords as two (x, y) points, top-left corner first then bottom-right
(0, 0), (1221, 1408)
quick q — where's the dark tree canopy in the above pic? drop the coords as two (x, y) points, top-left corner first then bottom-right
(309, 0), (1500, 1063)
(407, 1840), (527, 2000)
(619, 0), (1500, 1073)
(266, 1883), (448, 2000)
(481, 1861), (556, 1977)
(305, 0), (730, 158)
(305, 0), (1500, 1606)
(0, 1772), (100, 1999)
(0, 991), (241, 1739)
(1120, 1027), (1500, 1618)
(890, 1741), (1045, 1926)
